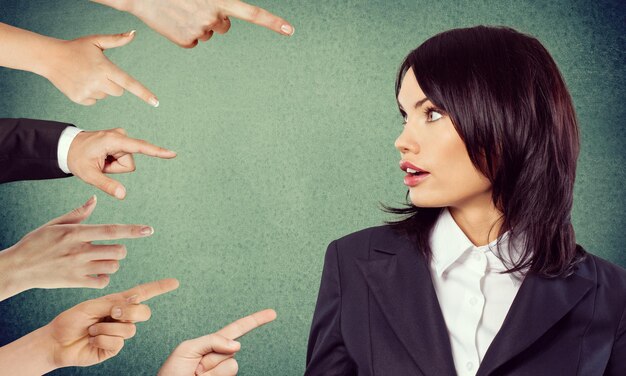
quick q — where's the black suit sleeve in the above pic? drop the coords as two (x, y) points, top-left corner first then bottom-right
(605, 301), (626, 375)
(305, 240), (357, 376)
(0, 118), (74, 183)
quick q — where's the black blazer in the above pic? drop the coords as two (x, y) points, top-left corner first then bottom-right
(305, 225), (626, 375)
(0, 118), (73, 183)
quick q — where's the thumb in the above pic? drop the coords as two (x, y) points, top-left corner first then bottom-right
(93, 30), (136, 50)
(84, 170), (127, 200)
(46, 195), (98, 226)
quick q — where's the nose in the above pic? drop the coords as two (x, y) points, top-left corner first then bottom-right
(394, 124), (419, 154)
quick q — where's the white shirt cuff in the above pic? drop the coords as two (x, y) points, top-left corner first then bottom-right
(57, 126), (83, 174)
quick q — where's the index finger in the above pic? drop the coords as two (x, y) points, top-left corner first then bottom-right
(221, 0), (294, 36)
(118, 278), (180, 303)
(120, 136), (177, 159)
(215, 309), (277, 340)
(74, 223), (154, 242)
(80, 279), (179, 318)
(109, 65), (159, 107)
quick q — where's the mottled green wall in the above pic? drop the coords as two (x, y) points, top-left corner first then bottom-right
(0, 0), (624, 374)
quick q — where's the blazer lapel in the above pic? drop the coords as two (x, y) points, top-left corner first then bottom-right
(355, 231), (456, 376)
(477, 270), (594, 375)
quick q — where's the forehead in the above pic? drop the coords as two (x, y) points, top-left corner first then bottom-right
(398, 67), (426, 106)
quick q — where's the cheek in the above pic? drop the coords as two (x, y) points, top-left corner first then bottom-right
(409, 128), (491, 206)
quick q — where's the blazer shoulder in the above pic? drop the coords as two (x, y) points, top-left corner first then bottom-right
(583, 251), (626, 286)
(332, 225), (408, 260)
(576, 250), (626, 313)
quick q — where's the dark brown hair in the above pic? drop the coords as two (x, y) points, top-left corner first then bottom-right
(386, 25), (586, 278)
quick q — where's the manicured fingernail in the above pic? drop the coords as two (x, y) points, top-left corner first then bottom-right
(126, 294), (139, 304)
(114, 186), (126, 199)
(149, 97), (159, 107)
(84, 195), (97, 207)
(195, 364), (204, 375)
(127, 30), (136, 37)
(140, 226), (154, 236)
(112, 307), (122, 319)
(281, 24), (294, 36)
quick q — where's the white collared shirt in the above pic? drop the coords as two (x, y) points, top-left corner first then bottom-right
(429, 208), (526, 376)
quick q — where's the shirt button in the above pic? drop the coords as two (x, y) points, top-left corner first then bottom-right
(466, 361), (474, 370)
(469, 296), (478, 306)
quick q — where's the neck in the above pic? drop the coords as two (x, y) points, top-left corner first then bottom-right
(448, 198), (503, 247)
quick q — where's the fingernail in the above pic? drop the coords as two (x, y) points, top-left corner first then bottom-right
(140, 226), (154, 236)
(112, 307), (122, 319)
(84, 195), (97, 207)
(195, 364), (204, 375)
(229, 340), (240, 348)
(126, 30), (136, 37)
(126, 294), (139, 304)
(281, 24), (294, 36)
(114, 186), (126, 199)
(149, 97), (159, 108)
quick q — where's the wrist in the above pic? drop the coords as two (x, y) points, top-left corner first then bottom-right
(0, 325), (57, 375)
(0, 247), (28, 301)
(30, 325), (58, 372)
(67, 130), (90, 176)
(30, 36), (66, 79)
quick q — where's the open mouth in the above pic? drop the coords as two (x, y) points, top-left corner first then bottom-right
(400, 160), (430, 186)
(405, 167), (429, 176)
(400, 160), (429, 176)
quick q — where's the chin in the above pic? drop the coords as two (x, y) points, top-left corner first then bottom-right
(408, 190), (447, 208)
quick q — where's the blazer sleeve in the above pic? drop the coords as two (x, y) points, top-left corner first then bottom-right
(305, 240), (357, 376)
(605, 302), (626, 375)
(0, 118), (73, 183)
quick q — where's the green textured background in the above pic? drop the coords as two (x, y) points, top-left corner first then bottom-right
(0, 0), (624, 374)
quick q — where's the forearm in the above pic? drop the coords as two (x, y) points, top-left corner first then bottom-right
(0, 22), (59, 76)
(0, 247), (27, 302)
(0, 326), (57, 375)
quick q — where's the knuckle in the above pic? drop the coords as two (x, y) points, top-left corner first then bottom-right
(103, 224), (118, 237)
(90, 325), (100, 335)
(116, 244), (128, 259)
(142, 305), (152, 320)
(114, 339), (125, 353)
(128, 324), (137, 338)
(248, 5), (262, 20)
(97, 277), (110, 289)
(108, 260), (120, 273)
(178, 339), (193, 352)
(56, 226), (75, 243)
(229, 358), (239, 373)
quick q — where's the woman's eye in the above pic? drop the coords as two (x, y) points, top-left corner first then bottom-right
(428, 110), (443, 122)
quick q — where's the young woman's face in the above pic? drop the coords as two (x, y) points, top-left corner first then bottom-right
(395, 68), (492, 209)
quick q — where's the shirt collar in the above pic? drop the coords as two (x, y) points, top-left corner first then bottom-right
(429, 208), (475, 277)
(429, 208), (526, 282)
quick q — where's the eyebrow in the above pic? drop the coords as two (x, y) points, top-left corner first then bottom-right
(397, 97), (430, 111)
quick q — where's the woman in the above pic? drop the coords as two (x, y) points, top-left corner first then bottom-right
(305, 26), (625, 376)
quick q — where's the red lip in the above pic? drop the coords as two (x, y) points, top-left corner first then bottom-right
(399, 160), (430, 187)
(399, 160), (429, 173)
